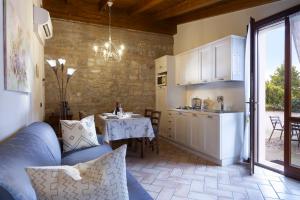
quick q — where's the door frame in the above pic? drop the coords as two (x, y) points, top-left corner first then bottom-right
(251, 4), (300, 179)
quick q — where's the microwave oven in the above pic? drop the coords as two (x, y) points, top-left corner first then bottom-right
(157, 74), (167, 86)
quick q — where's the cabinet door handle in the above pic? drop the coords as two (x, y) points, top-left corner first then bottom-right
(168, 120), (172, 123)
(218, 78), (224, 81)
(207, 115), (213, 119)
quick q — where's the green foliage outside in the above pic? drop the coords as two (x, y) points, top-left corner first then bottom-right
(265, 65), (300, 112)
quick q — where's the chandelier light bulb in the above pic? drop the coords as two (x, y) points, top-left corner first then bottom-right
(104, 42), (110, 49)
(118, 49), (123, 55)
(58, 58), (66, 65)
(47, 59), (57, 67)
(67, 68), (76, 76)
(93, 45), (98, 52)
(120, 44), (125, 50)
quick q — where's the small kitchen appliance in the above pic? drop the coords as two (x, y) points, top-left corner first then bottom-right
(191, 97), (202, 109)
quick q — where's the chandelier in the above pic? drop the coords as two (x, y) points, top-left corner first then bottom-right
(93, 1), (125, 62)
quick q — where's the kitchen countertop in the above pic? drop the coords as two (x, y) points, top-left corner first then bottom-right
(168, 108), (243, 115)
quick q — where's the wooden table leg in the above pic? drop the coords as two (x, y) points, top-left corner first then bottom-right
(141, 138), (144, 158)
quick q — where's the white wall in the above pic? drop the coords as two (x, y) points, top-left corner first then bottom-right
(174, 0), (300, 111)
(0, 0), (45, 141)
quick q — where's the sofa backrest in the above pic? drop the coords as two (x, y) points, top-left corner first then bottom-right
(0, 122), (61, 200)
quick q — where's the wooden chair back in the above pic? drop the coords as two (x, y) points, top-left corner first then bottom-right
(151, 111), (162, 135)
(79, 111), (88, 120)
(144, 109), (153, 118)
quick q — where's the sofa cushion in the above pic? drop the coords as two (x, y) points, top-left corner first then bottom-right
(62, 143), (153, 200)
(0, 122), (61, 200)
(27, 145), (129, 200)
(61, 115), (99, 153)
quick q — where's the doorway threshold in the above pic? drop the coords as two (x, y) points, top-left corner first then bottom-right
(256, 160), (284, 175)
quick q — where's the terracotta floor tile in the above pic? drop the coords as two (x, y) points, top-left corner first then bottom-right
(125, 140), (300, 200)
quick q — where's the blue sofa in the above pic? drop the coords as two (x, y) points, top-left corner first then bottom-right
(0, 122), (152, 200)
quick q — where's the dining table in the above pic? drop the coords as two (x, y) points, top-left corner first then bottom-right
(98, 113), (155, 146)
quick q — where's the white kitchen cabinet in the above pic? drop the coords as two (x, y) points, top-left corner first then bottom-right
(175, 49), (200, 85)
(155, 57), (167, 74)
(175, 35), (245, 85)
(165, 111), (176, 140)
(165, 109), (244, 166)
(175, 112), (189, 145)
(213, 39), (231, 81)
(184, 49), (200, 84)
(212, 36), (245, 81)
(155, 56), (186, 138)
(175, 53), (186, 85)
(189, 113), (205, 152)
(199, 45), (213, 82)
(203, 115), (220, 159)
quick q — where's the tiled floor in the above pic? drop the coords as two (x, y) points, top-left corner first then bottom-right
(126, 140), (300, 200)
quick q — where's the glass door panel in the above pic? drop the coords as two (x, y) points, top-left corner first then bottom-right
(290, 32), (300, 168)
(257, 22), (285, 171)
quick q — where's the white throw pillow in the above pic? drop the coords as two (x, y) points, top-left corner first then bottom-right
(26, 145), (129, 200)
(60, 115), (99, 153)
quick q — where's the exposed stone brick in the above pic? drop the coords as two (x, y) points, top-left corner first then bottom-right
(44, 19), (173, 119)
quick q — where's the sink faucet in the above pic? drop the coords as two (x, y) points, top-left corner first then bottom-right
(217, 96), (224, 111)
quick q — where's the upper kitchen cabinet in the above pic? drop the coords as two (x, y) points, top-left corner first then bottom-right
(212, 35), (245, 81)
(175, 35), (245, 86)
(175, 48), (200, 85)
(199, 44), (213, 82)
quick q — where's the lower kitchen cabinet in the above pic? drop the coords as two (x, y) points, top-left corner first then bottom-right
(203, 115), (220, 159)
(163, 110), (243, 166)
(175, 112), (189, 145)
(189, 113), (205, 152)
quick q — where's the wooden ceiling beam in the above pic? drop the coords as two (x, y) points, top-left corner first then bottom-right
(46, 8), (177, 35)
(155, 0), (222, 20)
(130, 0), (165, 15)
(168, 0), (278, 24)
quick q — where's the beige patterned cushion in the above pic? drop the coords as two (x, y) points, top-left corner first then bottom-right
(26, 145), (129, 200)
(60, 115), (99, 153)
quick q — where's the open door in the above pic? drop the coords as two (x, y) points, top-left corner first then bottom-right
(249, 17), (256, 175)
(284, 13), (300, 180)
(249, 6), (300, 179)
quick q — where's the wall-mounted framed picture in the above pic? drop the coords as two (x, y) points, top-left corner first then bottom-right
(3, 0), (32, 93)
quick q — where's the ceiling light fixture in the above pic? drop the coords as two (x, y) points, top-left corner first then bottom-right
(93, 1), (125, 62)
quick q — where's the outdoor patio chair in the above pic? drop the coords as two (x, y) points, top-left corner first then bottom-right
(291, 122), (300, 148)
(269, 116), (284, 141)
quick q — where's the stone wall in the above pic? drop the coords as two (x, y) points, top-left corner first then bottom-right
(44, 19), (173, 119)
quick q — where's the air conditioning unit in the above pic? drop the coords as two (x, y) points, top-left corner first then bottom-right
(33, 6), (53, 45)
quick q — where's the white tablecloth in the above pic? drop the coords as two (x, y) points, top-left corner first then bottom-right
(98, 115), (155, 143)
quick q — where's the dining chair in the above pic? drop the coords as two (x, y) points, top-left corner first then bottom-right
(79, 111), (88, 120)
(268, 116), (284, 141)
(144, 108), (153, 118)
(149, 111), (162, 155)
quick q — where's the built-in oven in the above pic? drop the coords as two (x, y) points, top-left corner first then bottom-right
(156, 73), (167, 86)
